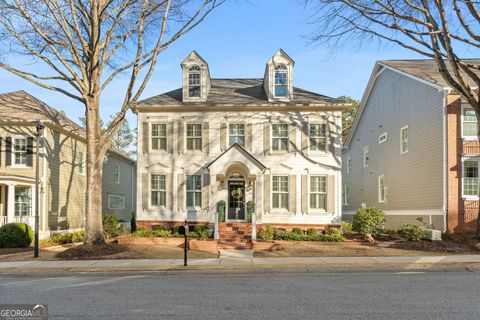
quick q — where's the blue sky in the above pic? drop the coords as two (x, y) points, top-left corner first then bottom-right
(0, 0), (475, 128)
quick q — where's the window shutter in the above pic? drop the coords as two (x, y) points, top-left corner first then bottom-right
(289, 125), (296, 154)
(220, 123), (227, 151)
(177, 122), (184, 155)
(5, 137), (11, 166)
(167, 173), (173, 211)
(301, 175), (308, 213)
(327, 175), (335, 213)
(245, 123), (253, 151)
(142, 122), (149, 154)
(177, 173), (185, 212)
(301, 123), (309, 154)
(167, 123), (174, 153)
(26, 137), (34, 167)
(328, 120), (336, 154)
(263, 174), (270, 213)
(142, 172), (149, 210)
(263, 123), (271, 155)
(202, 173), (210, 211)
(203, 123), (209, 155)
(289, 175), (296, 213)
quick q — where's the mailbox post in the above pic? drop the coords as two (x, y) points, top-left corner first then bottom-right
(179, 220), (188, 266)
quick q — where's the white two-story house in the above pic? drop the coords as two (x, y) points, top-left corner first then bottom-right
(134, 50), (347, 241)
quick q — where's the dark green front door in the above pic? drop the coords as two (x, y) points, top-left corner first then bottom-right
(228, 181), (245, 221)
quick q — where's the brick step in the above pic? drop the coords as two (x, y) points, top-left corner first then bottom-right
(219, 230), (248, 236)
(220, 237), (251, 241)
(217, 241), (253, 250)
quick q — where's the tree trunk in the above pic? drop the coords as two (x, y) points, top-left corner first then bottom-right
(85, 96), (106, 244)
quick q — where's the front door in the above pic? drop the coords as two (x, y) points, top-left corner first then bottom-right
(228, 181), (245, 221)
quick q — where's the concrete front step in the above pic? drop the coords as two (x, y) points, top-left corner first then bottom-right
(217, 242), (253, 250)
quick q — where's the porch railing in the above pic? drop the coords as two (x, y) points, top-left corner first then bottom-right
(0, 216), (7, 227)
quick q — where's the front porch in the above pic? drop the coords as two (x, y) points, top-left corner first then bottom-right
(0, 174), (37, 229)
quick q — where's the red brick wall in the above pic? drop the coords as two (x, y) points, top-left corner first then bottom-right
(446, 94), (479, 232)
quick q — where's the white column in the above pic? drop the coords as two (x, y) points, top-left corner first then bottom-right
(7, 184), (15, 223)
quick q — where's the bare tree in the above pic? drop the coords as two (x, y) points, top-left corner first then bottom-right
(304, 0), (480, 236)
(0, 0), (224, 244)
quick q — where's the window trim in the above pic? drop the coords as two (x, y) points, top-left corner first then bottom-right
(228, 123), (245, 147)
(186, 174), (202, 209)
(462, 157), (479, 200)
(309, 123), (328, 153)
(342, 185), (349, 206)
(150, 123), (167, 152)
(107, 194), (125, 210)
(113, 164), (120, 184)
(363, 146), (369, 168)
(186, 123), (203, 152)
(346, 154), (351, 174)
(309, 175), (328, 211)
(378, 175), (386, 203)
(400, 125), (409, 154)
(378, 132), (388, 144)
(271, 175), (289, 211)
(461, 104), (478, 140)
(150, 173), (167, 208)
(11, 136), (28, 167)
(14, 186), (32, 217)
(271, 123), (289, 153)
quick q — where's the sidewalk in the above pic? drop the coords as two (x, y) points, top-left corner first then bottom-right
(1, 254), (480, 273)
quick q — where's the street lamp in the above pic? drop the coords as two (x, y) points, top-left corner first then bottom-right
(34, 120), (45, 258)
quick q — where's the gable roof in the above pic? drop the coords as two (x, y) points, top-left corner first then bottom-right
(137, 78), (344, 107)
(0, 90), (135, 163)
(379, 59), (480, 89)
(207, 143), (266, 171)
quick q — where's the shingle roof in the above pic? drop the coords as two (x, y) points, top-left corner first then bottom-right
(138, 78), (342, 106)
(0, 90), (85, 135)
(380, 59), (480, 88)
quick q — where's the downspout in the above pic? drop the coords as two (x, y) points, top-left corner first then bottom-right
(442, 89), (451, 232)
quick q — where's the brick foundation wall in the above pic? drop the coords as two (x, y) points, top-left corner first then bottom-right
(137, 220), (213, 230)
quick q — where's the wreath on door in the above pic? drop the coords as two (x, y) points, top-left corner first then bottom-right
(231, 188), (243, 199)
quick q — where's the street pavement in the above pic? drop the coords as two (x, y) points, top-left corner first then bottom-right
(0, 269), (479, 319)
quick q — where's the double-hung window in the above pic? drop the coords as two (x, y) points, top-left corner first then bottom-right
(13, 137), (27, 165)
(342, 185), (349, 206)
(151, 124), (167, 151)
(229, 124), (245, 146)
(186, 175), (202, 208)
(309, 124), (327, 152)
(310, 176), (327, 210)
(378, 175), (386, 203)
(113, 165), (120, 184)
(463, 159), (479, 197)
(274, 65), (288, 97)
(108, 194), (125, 209)
(186, 124), (202, 151)
(462, 106), (478, 138)
(401, 126), (409, 154)
(346, 155), (352, 174)
(363, 146), (369, 168)
(272, 123), (289, 151)
(151, 174), (166, 207)
(14, 187), (31, 216)
(188, 65), (201, 98)
(272, 176), (289, 209)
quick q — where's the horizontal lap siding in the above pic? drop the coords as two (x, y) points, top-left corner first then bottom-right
(342, 69), (444, 212)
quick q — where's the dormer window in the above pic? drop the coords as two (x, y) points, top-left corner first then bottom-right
(274, 65), (288, 97)
(188, 65), (201, 98)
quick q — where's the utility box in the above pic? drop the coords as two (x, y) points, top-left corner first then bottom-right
(425, 229), (442, 241)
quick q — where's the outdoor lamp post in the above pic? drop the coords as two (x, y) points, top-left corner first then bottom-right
(34, 120), (45, 258)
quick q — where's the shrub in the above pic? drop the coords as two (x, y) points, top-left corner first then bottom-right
(102, 214), (119, 238)
(257, 225), (277, 241)
(398, 224), (427, 241)
(247, 201), (255, 223)
(189, 224), (212, 239)
(0, 223), (34, 248)
(291, 227), (304, 235)
(45, 230), (85, 245)
(328, 228), (341, 236)
(352, 208), (386, 235)
(306, 228), (318, 237)
(341, 221), (353, 233)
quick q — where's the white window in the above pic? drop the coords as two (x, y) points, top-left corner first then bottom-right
(13, 137), (27, 165)
(77, 152), (85, 174)
(274, 65), (288, 97)
(400, 126), (409, 154)
(378, 175), (386, 203)
(186, 175), (202, 208)
(188, 65), (201, 98)
(113, 164), (120, 184)
(272, 175), (289, 209)
(108, 194), (125, 209)
(363, 146), (369, 168)
(346, 155), (351, 174)
(229, 123), (245, 146)
(462, 159), (478, 198)
(186, 124), (202, 151)
(151, 123), (167, 151)
(272, 123), (289, 151)
(379, 132), (388, 144)
(462, 106), (478, 139)
(310, 175), (327, 210)
(14, 187), (31, 216)
(151, 174), (166, 207)
(342, 185), (349, 205)
(309, 123), (327, 152)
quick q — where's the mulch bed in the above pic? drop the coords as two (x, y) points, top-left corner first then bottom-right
(56, 243), (125, 260)
(389, 234), (479, 254)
